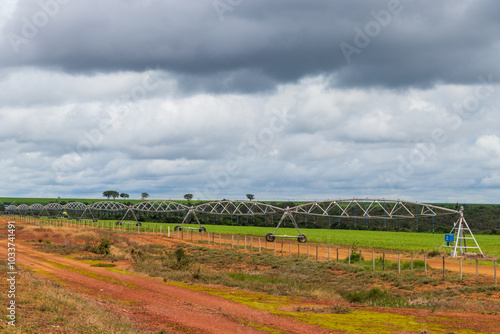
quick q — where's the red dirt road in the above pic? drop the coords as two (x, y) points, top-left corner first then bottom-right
(12, 242), (331, 334)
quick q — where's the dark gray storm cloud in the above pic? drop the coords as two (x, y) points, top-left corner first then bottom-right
(2, 0), (499, 93)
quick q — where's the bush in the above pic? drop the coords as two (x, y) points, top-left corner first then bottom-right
(85, 238), (112, 255)
(171, 247), (190, 270)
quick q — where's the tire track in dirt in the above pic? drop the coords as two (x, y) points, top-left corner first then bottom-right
(8, 239), (332, 334)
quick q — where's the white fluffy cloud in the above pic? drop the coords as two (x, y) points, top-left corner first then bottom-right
(1, 1), (500, 203)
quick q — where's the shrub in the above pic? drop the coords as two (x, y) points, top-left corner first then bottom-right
(171, 248), (190, 270)
(85, 238), (112, 255)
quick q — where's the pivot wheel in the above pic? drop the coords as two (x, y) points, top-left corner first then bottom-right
(93, 219), (98, 222)
(115, 221), (122, 226)
(265, 233), (276, 242)
(298, 234), (307, 243)
(199, 226), (207, 232)
(135, 222), (142, 226)
(174, 225), (182, 231)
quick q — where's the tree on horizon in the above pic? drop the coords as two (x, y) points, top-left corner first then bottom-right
(141, 192), (149, 200)
(103, 190), (116, 199)
(246, 194), (255, 201)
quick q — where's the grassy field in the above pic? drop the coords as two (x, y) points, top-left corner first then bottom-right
(25, 217), (500, 258)
(142, 222), (500, 257)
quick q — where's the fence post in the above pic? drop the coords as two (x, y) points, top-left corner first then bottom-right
(274, 241), (276, 255)
(328, 247), (331, 261)
(337, 248), (339, 262)
(494, 260), (497, 285)
(307, 245), (310, 260)
(316, 246), (319, 261)
(411, 254), (413, 273)
(244, 236), (247, 250)
(359, 250), (362, 264)
(259, 238), (261, 253)
(442, 256), (445, 280)
(289, 242), (291, 258)
(232, 235), (234, 248)
(382, 253), (385, 271)
(348, 249), (351, 265)
(476, 259), (479, 281)
(372, 251), (375, 271)
(398, 254), (401, 274)
(250, 237), (253, 252)
(298, 244), (300, 258)
(424, 255), (427, 276)
(460, 258), (463, 280)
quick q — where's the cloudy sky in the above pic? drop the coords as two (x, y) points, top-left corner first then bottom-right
(1, 0), (499, 203)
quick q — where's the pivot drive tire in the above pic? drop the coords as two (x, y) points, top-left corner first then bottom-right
(265, 233), (275, 242)
(298, 234), (307, 243)
(199, 226), (207, 232)
(174, 225), (182, 231)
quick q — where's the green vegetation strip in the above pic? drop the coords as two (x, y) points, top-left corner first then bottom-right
(165, 281), (472, 333)
(46, 261), (141, 289)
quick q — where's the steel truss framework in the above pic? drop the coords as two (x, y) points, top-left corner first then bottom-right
(439, 211), (483, 256)
(3, 199), (480, 256)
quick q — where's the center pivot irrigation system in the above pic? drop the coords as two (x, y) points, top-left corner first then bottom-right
(2, 198), (483, 257)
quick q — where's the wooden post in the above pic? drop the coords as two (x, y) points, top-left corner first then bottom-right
(307, 245), (310, 260)
(424, 255), (427, 276)
(259, 238), (261, 253)
(250, 237), (253, 252)
(382, 253), (385, 271)
(316, 246), (319, 261)
(442, 256), (445, 280)
(244, 236), (247, 250)
(337, 248), (339, 262)
(398, 254), (401, 274)
(359, 250), (362, 264)
(348, 249), (351, 265)
(298, 244), (300, 258)
(281, 240), (284, 256)
(289, 242), (291, 258)
(274, 241), (276, 255)
(460, 258), (463, 280)
(494, 260), (497, 285)
(372, 251), (375, 271)
(476, 259), (479, 281)
(411, 254), (413, 273)
(232, 235), (234, 248)
(219, 234), (221, 246)
(328, 247), (331, 261)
